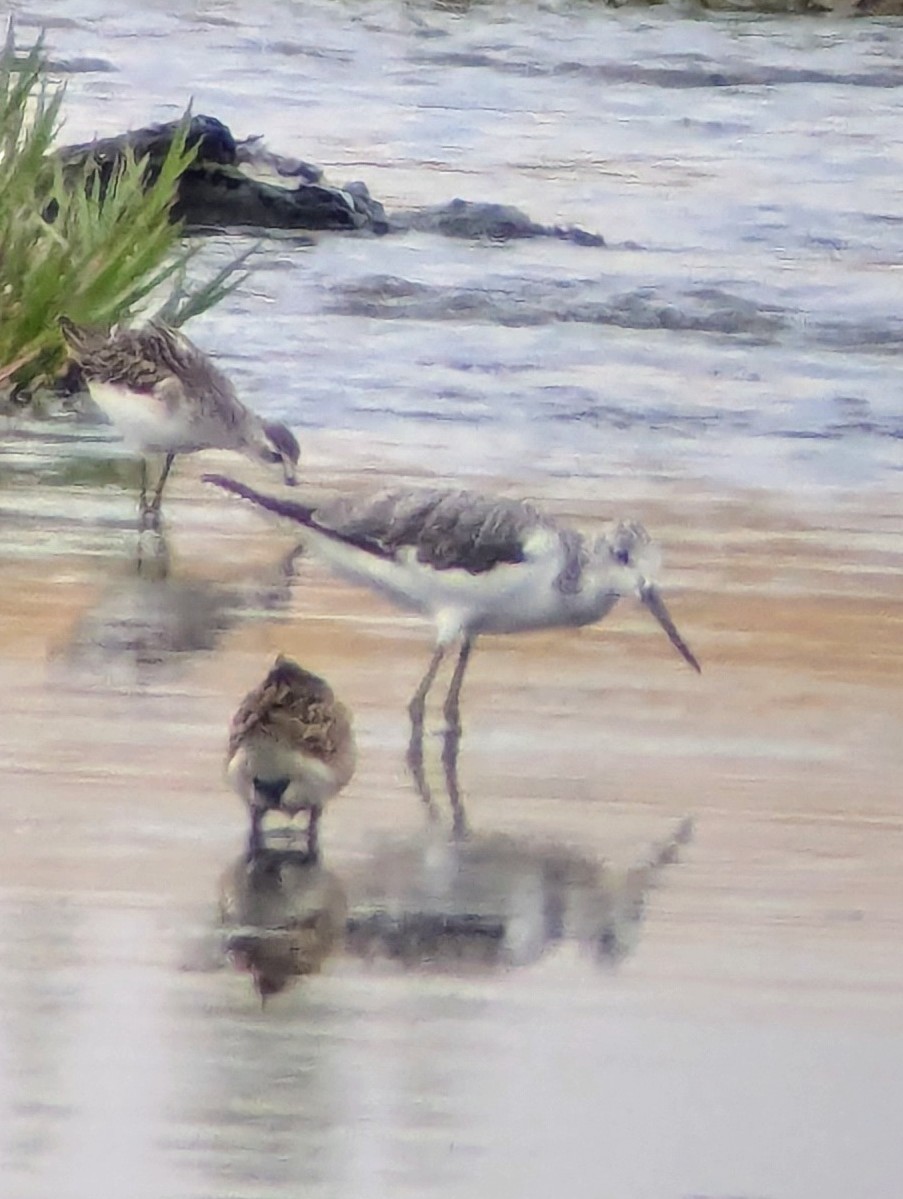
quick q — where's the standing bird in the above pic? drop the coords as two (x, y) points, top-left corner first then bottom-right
(227, 655), (356, 859)
(59, 318), (300, 525)
(204, 476), (701, 804)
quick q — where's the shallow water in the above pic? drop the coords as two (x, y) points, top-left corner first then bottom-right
(21, 0), (903, 494)
(3, 2), (903, 1198)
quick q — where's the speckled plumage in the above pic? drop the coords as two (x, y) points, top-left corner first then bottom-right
(59, 318), (299, 522)
(228, 657), (354, 770)
(205, 474), (700, 818)
(227, 656), (355, 858)
(203, 480), (591, 589)
(312, 486), (547, 573)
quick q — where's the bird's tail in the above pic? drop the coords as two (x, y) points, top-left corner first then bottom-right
(204, 473), (395, 561)
(203, 473), (318, 527)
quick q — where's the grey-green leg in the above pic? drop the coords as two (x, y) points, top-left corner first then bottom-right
(307, 807), (321, 862)
(441, 636), (474, 839)
(151, 452), (176, 511)
(406, 644), (446, 819)
(247, 807), (265, 860)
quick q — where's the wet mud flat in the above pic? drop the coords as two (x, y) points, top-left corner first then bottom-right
(1, 431), (902, 1198)
(4, 1), (903, 1190)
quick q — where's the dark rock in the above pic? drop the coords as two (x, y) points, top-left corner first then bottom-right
(57, 114), (385, 234)
(235, 135), (324, 184)
(176, 166), (384, 233)
(55, 116), (602, 245)
(393, 197), (604, 246)
(58, 114), (238, 175)
(44, 56), (117, 74)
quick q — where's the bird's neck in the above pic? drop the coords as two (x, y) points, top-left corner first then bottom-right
(570, 582), (620, 627)
(549, 534), (620, 626)
(562, 553), (623, 627)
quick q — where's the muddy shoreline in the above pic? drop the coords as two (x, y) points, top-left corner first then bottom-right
(2, 424), (903, 1198)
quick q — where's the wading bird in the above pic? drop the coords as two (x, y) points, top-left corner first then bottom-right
(227, 655), (355, 859)
(204, 475), (701, 806)
(60, 318), (299, 525)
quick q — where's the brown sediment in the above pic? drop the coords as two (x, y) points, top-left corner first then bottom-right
(0, 443), (901, 1009)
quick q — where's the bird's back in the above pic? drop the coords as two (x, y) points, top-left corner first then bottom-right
(61, 319), (263, 451)
(313, 486), (559, 575)
(228, 658), (355, 782)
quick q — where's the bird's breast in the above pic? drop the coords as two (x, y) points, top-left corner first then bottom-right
(228, 734), (344, 811)
(88, 381), (191, 452)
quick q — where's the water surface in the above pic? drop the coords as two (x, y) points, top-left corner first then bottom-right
(2, 3), (903, 1197)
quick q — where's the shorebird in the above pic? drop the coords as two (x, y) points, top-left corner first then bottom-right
(204, 475), (701, 802)
(59, 317), (299, 524)
(226, 655), (356, 859)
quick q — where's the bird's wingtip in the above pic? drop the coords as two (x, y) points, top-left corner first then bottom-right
(202, 472), (244, 493)
(202, 473), (265, 504)
(201, 474), (317, 527)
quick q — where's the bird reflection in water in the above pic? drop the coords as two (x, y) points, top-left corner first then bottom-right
(207, 622), (691, 991)
(211, 813), (691, 998)
(53, 529), (301, 685)
(344, 810), (693, 973)
(365, 581), (693, 964)
(218, 848), (348, 1003)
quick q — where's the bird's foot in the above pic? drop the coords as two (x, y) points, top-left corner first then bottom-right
(138, 501), (163, 534)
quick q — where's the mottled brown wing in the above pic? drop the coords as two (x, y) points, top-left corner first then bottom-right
(316, 488), (551, 575)
(268, 697), (352, 766)
(229, 663), (349, 767)
(228, 675), (281, 759)
(149, 323), (258, 435)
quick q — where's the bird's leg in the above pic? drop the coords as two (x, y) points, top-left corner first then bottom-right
(279, 540), (307, 580)
(406, 644), (446, 817)
(307, 807), (321, 862)
(441, 636), (474, 839)
(137, 458), (167, 532)
(136, 525), (170, 580)
(442, 739), (468, 839)
(246, 807), (265, 860)
(408, 645), (447, 732)
(138, 459), (156, 530)
(151, 452), (176, 512)
(442, 636), (473, 737)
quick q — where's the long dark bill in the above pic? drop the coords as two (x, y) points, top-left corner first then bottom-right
(202, 474), (318, 527)
(640, 583), (701, 674)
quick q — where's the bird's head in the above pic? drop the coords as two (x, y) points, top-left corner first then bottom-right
(594, 520), (700, 673)
(259, 420), (300, 485)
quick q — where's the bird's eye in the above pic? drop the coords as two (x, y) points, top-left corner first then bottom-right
(613, 546), (630, 566)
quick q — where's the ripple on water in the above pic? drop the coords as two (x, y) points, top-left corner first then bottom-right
(4, 6), (903, 1198)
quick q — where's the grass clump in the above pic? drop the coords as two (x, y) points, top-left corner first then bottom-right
(0, 25), (249, 403)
